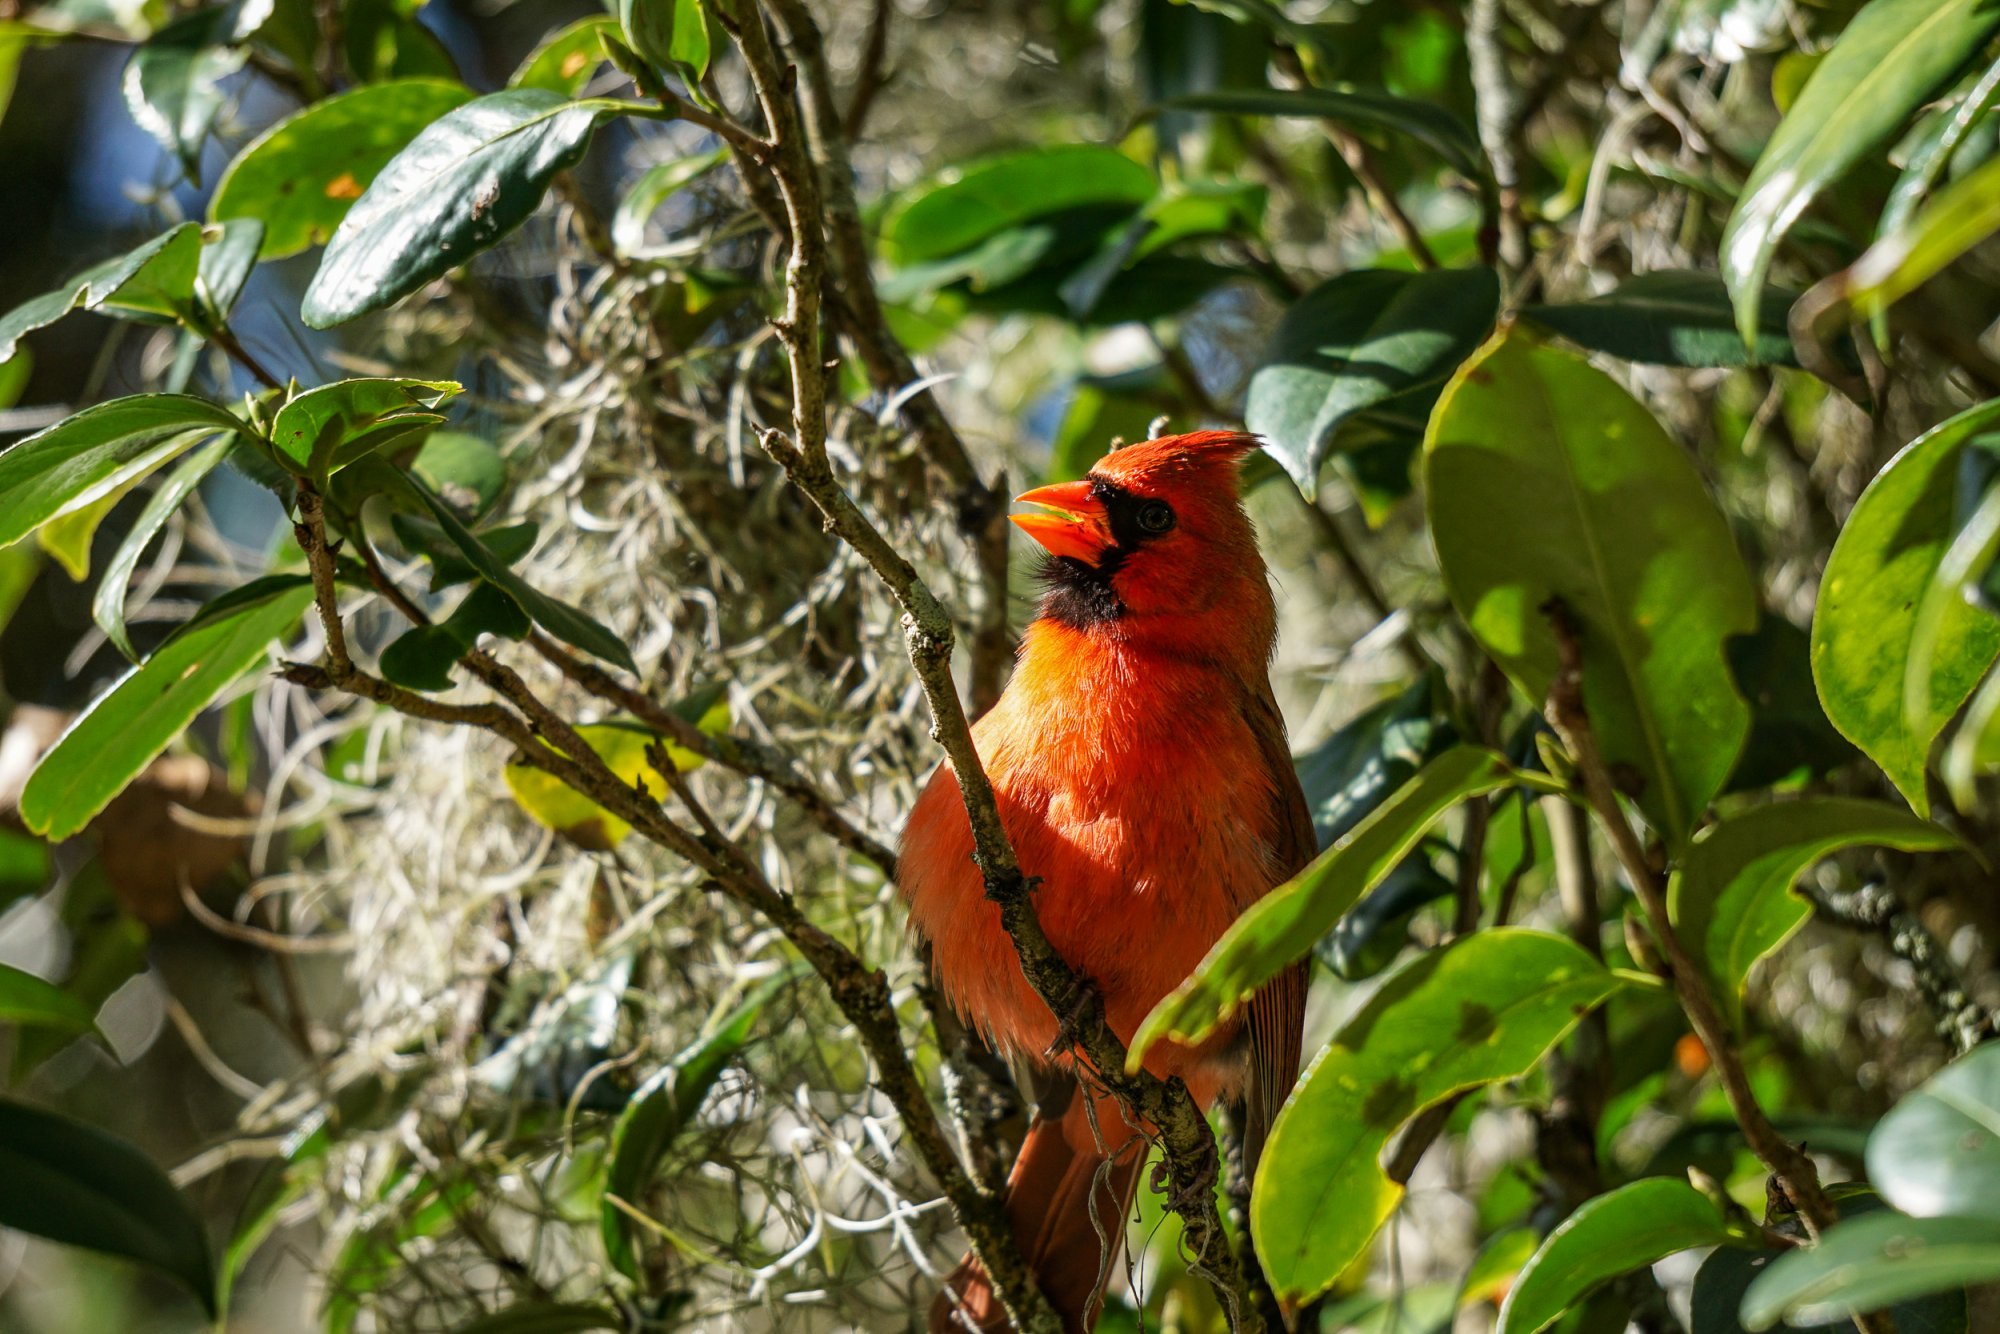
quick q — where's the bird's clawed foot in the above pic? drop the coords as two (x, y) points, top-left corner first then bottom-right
(1042, 974), (1105, 1062)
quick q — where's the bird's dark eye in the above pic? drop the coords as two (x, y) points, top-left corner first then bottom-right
(1136, 500), (1176, 534)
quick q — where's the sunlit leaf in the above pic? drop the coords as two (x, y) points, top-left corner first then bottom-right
(1247, 267), (1498, 498)
(1426, 325), (1757, 845)
(0, 224), (203, 362)
(504, 688), (728, 848)
(1521, 270), (1801, 369)
(210, 79), (473, 260)
(267, 376), (458, 480)
(1719, 0), (2000, 348)
(20, 576), (312, 840)
(510, 16), (616, 96)
(1741, 1212), (2000, 1329)
(1811, 400), (2000, 812)
(1868, 1043), (2000, 1224)
(879, 144), (1155, 265)
(93, 436), (232, 661)
(1669, 797), (1963, 1025)
(121, 6), (247, 181)
(1253, 930), (1631, 1306)
(1498, 1178), (1741, 1334)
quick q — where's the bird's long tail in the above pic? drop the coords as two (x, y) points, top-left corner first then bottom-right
(929, 1087), (1145, 1334)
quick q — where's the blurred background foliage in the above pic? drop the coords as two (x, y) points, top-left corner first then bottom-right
(3, 0), (2000, 1331)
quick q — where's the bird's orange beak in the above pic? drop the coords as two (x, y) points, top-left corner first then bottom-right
(1011, 480), (1113, 565)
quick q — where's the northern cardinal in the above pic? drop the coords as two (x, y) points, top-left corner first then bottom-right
(899, 431), (1312, 1332)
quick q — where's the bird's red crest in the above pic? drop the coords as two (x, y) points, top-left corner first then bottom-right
(1089, 430), (1261, 489)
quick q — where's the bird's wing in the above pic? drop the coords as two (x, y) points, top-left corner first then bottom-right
(1240, 685), (1316, 1177)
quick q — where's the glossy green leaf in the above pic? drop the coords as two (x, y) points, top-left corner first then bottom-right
(1669, 797), (1963, 1025)
(194, 216), (264, 323)
(1131, 745), (1530, 1066)
(1498, 1178), (1739, 1334)
(617, 0), (707, 78)
(1154, 87), (1485, 180)
(93, 436), (231, 661)
(451, 1304), (622, 1334)
(504, 692), (726, 848)
(510, 16), (616, 96)
(1521, 270), (1800, 368)
(0, 1096), (216, 1313)
(393, 514), (537, 589)
(1880, 56), (2000, 243)
(1426, 326), (1758, 845)
(122, 7), (246, 181)
(1741, 1212), (2000, 1329)
(1692, 1243), (1967, 1334)
(1294, 676), (1454, 849)
(879, 145), (1156, 265)
(0, 224), (203, 362)
(0, 393), (242, 550)
(1252, 930), (1630, 1306)
(267, 376), (458, 479)
(602, 962), (804, 1278)
(1811, 400), (2000, 812)
(1058, 179), (1266, 317)
(407, 482), (634, 670)
(1840, 153), (2000, 317)
(611, 148), (729, 259)
(210, 79), (473, 260)
(1868, 1042), (2000, 1223)
(19, 576), (313, 840)
(303, 90), (621, 327)
(1246, 267), (1499, 498)
(0, 961), (98, 1033)
(1461, 1227), (1539, 1309)
(379, 582), (530, 692)
(325, 1173), (475, 1334)
(1720, 0), (2000, 347)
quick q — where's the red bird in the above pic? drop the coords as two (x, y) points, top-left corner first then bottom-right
(899, 431), (1313, 1332)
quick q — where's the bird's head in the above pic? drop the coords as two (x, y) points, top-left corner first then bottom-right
(1011, 430), (1271, 637)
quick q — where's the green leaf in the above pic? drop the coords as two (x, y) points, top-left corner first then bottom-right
(1131, 745), (1529, 1066)
(1741, 1212), (2000, 1329)
(602, 962), (804, 1279)
(121, 7), (247, 182)
(1669, 797), (1964, 1025)
(267, 377), (458, 480)
(1719, 0), (2000, 348)
(210, 79), (474, 261)
(617, 0), (708, 78)
(12, 868), (145, 1078)
(1461, 1226), (1540, 1309)
(1521, 271), (1801, 369)
(379, 583), (530, 692)
(504, 695), (727, 848)
(1246, 267), (1499, 498)
(1691, 1243), (1967, 1334)
(94, 436), (231, 661)
(1880, 56), (2000, 243)
(0, 223), (204, 362)
(36, 483), (130, 581)
(879, 145), (1156, 265)
(1839, 153), (2000, 317)
(0, 961), (99, 1033)
(1810, 400), (2000, 812)
(194, 216), (264, 323)
(407, 482), (636, 671)
(611, 147), (729, 259)
(1497, 1178), (1739, 1334)
(1153, 87), (1486, 180)
(302, 90), (619, 328)
(1048, 365), (1176, 483)
(19, 576), (313, 840)
(450, 1304), (622, 1334)
(393, 514), (538, 589)
(407, 431), (505, 517)
(1425, 325), (1758, 845)
(1059, 179), (1266, 317)
(1252, 930), (1630, 1306)
(0, 393), (242, 549)
(342, 0), (457, 82)
(0, 1096), (217, 1313)
(1867, 1042), (2000, 1224)
(1319, 855), (1454, 982)
(510, 16), (616, 96)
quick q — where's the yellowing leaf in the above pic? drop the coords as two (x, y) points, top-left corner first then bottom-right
(503, 692), (728, 849)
